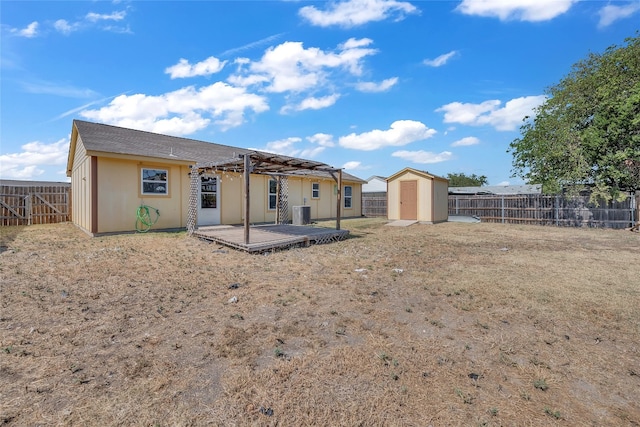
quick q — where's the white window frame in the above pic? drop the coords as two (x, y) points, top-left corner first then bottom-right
(268, 179), (277, 210)
(141, 168), (168, 196)
(200, 175), (217, 209)
(312, 182), (320, 199)
(344, 185), (353, 209)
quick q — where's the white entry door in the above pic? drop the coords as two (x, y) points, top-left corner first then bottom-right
(198, 174), (220, 226)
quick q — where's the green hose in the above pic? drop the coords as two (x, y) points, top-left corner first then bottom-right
(136, 205), (160, 232)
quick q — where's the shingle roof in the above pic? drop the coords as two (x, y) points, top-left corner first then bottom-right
(74, 119), (249, 163)
(72, 120), (365, 183)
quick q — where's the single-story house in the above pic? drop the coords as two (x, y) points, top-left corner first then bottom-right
(66, 120), (364, 235)
(387, 167), (449, 223)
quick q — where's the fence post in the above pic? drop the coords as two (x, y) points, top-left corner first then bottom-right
(631, 190), (640, 227)
(555, 195), (559, 226)
(455, 196), (459, 215)
(25, 194), (32, 226)
(501, 195), (505, 223)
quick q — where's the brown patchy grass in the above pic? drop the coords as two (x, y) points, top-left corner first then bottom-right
(1, 219), (639, 426)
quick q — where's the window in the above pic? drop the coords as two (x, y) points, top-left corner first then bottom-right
(268, 179), (277, 210)
(200, 176), (217, 209)
(344, 185), (352, 208)
(141, 168), (168, 195)
(312, 182), (320, 199)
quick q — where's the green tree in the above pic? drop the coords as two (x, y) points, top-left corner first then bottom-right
(509, 34), (640, 201)
(446, 172), (488, 187)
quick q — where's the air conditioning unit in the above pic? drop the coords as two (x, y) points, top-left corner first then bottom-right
(292, 205), (311, 225)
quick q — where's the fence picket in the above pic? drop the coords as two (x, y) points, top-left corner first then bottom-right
(1, 183), (71, 226)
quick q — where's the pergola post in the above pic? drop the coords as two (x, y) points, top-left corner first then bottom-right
(187, 165), (199, 234)
(243, 154), (251, 244)
(336, 169), (342, 231)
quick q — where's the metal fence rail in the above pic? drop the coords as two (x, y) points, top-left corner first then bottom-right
(448, 194), (637, 229)
(363, 192), (638, 229)
(1, 184), (71, 226)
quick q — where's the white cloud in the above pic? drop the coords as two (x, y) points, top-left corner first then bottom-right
(50, 10), (129, 35)
(436, 95), (545, 131)
(0, 138), (69, 179)
(282, 94), (341, 113)
(496, 181), (510, 186)
(598, 2), (640, 28)
(80, 82), (269, 135)
(307, 133), (335, 147)
(392, 150), (453, 164)
(85, 11), (127, 22)
(356, 77), (398, 92)
(236, 38), (378, 94)
(299, 0), (419, 28)
(299, 146), (326, 159)
(263, 137), (302, 154)
(54, 19), (79, 35)
(343, 161), (363, 170)
(219, 33), (285, 57)
(11, 21), (39, 38)
(339, 120), (437, 151)
(423, 50), (458, 67)
(256, 137), (325, 159)
(451, 136), (480, 147)
(20, 79), (98, 98)
(165, 57), (227, 79)
(456, 0), (576, 21)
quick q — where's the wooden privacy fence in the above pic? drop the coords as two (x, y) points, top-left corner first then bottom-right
(1, 183), (71, 226)
(362, 192), (387, 217)
(449, 194), (638, 229)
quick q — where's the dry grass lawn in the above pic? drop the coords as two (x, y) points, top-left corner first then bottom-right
(1, 219), (639, 426)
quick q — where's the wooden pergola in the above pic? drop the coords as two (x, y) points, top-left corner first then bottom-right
(187, 151), (344, 244)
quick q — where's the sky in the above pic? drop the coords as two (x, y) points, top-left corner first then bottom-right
(1, 0), (639, 185)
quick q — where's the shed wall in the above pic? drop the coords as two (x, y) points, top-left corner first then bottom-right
(70, 136), (91, 233)
(387, 169), (448, 223)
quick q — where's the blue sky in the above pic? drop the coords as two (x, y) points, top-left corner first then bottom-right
(1, 0), (639, 184)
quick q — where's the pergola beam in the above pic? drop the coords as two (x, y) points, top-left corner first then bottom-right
(192, 150), (345, 239)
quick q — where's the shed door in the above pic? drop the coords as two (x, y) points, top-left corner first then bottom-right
(400, 180), (417, 220)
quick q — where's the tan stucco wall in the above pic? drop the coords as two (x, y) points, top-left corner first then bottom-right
(70, 136), (91, 233)
(217, 174), (362, 224)
(95, 158), (191, 233)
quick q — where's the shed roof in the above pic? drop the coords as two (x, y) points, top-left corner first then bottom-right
(68, 120), (365, 182)
(386, 167), (448, 183)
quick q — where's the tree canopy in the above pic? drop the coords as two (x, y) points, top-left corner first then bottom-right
(446, 172), (488, 187)
(509, 34), (640, 201)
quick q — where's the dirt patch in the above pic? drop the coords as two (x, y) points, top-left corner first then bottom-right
(1, 220), (639, 426)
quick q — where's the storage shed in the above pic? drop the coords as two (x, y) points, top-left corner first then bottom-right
(387, 167), (449, 223)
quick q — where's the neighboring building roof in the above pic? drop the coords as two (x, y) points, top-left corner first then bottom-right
(362, 176), (387, 193)
(448, 184), (543, 195)
(386, 167), (448, 183)
(67, 120), (365, 183)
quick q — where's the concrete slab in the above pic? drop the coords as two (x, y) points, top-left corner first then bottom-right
(448, 215), (481, 223)
(385, 220), (418, 227)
